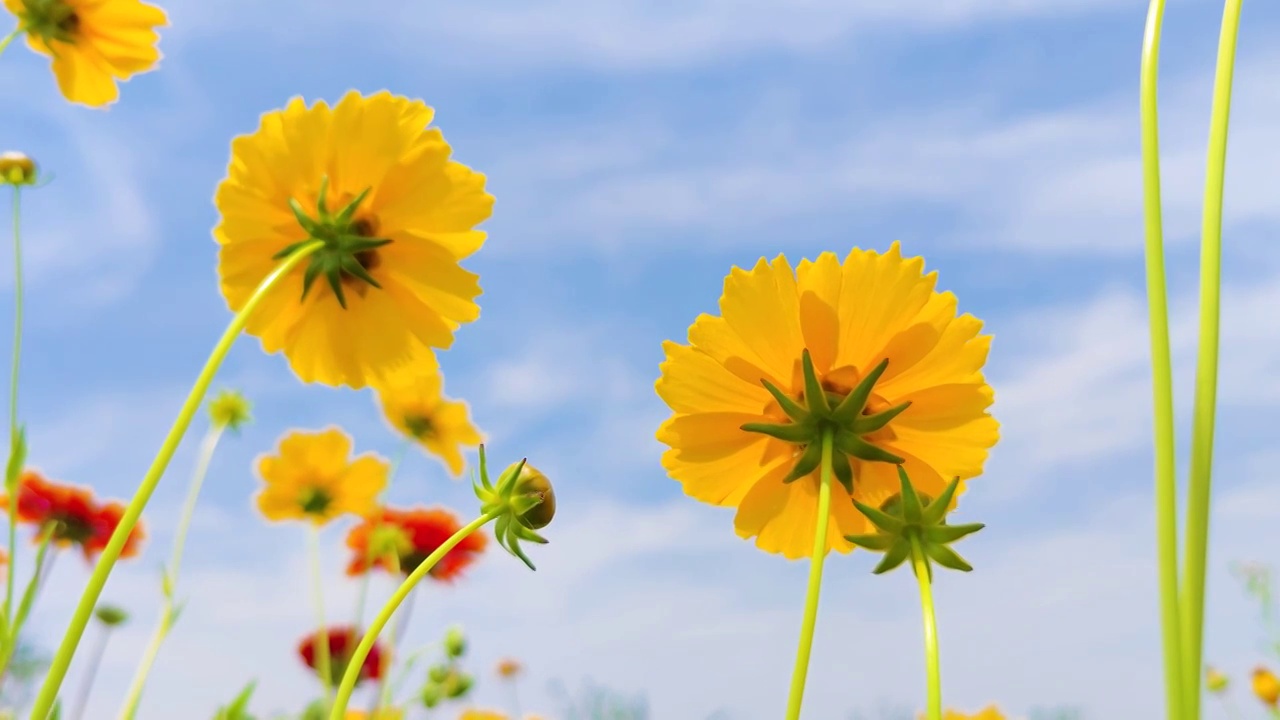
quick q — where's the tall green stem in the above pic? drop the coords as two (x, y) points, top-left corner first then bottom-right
(308, 525), (333, 704)
(910, 535), (941, 720)
(118, 425), (226, 720)
(1181, 2), (1243, 718)
(782, 427), (834, 720)
(327, 510), (501, 720)
(353, 439), (410, 631)
(1139, 2), (1186, 718)
(27, 240), (323, 720)
(4, 186), (24, 639)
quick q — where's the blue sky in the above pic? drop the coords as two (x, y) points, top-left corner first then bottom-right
(3, 0), (1280, 718)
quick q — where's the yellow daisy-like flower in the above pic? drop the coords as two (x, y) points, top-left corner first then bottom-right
(255, 427), (388, 525)
(214, 90), (494, 389)
(928, 708), (1005, 720)
(656, 242), (998, 560)
(373, 349), (482, 477)
(345, 710), (405, 720)
(3, 0), (166, 107)
(457, 712), (507, 720)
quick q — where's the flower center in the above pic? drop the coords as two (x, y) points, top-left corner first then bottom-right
(298, 486), (333, 516)
(47, 515), (93, 544)
(18, 0), (80, 44)
(275, 176), (394, 310)
(403, 413), (436, 440)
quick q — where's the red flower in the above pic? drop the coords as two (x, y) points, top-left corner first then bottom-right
(297, 626), (385, 686)
(344, 506), (487, 581)
(0, 471), (146, 560)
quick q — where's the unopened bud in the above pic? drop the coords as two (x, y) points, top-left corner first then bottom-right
(0, 152), (36, 186)
(420, 682), (442, 709)
(1207, 666), (1229, 694)
(94, 604), (128, 627)
(443, 625), (466, 658)
(208, 389), (252, 432)
(511, 463), (555, 530)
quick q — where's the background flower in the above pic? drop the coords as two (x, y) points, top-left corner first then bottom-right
(255, 427), (388, 525)
(344, 505), (486, 580)
(0, 470), (145, 559)
(297, 625), (385, 687)
(373, 349), (483, 476)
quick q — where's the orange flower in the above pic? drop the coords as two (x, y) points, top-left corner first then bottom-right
(298, 626), (386, 687)
(0, 471), (145, 560)
(344, 506), (486, 581)
(496, 657), (522, 678)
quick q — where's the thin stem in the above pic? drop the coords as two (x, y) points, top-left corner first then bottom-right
(118, 425), (226, 720)
(4, 186), (24, 638)
(0, 29), (18, 59)
(1181, 2), (1243, 719)
(782, 426), (834, 720)
(509, 679), (523, 718)
(308, 525), (333, 704)
(910, 535), (941, 720)
(1139, 2), (1185, 719)
(0, 529), (51, 683)
(27, 240), (324, 720)
(68, 625), (110, 720)
(327, 510), (501, 720)
(353, 440), (410, 631)
(371, 580), (413, 715)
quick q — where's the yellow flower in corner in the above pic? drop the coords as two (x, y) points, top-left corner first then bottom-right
(373, 349), (482, 476)
(214, 90), (494, 389)
(656, 242), (998, 559)
(3, 0), (166, 107)
(255, 427), (388, 525)
(1255, 666), (1280, 707)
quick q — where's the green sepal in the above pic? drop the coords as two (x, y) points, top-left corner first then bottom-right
(923, 522), (984, 544)
(922, 477), (962, 525)
(872, 538), (911, 574)
(831, 358), (889, 425)
(851, 499), (905, 534)
(924, 542), (973, 572)
(6, 424), (26, 493)
(839, 435), (905, 464)
(740, 421), (812, 444)
(897, 465), (924, 525)
(830, 451), (854, 494)
(760, 379), (808, 422)
(473, 448), (546, 572)
(843, 533), (895, 551)
(781, 442), (823, 483)
(799, 351), (831, 416)
(852, 401), (911, 434)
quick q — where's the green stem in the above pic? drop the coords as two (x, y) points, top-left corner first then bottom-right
(1139, 3), (1186, 719)
(1181, 2), (1242, 719)
(118, 424), (226, 720)
(327, 510), (501, 720)
(0, 30), (18, 60)
(372, 581), (412, 715)
(352, 440), (410, 631)
(26, 240), (324, 720)
(308, 525), (333, 705)
(782, 427), (834, 720)
(0, 528), (51, 682)
(909, 535), (941, 720)
(67, 625), (110, 720)
(4, 186), (24, 638)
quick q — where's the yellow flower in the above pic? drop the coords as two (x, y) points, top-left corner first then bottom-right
(924, 707), (1005, 720)
(656, 242), (998, 559)
(3, 0), (166, 107)
(1206, 666), (1229, 694)
(373, 349), (482, 476)
(214, 90), (493, 389)
(457, 711), (507, 720)
(0, 151), (38, 186)
(255, 427), (388, 525)
(208, 389), (252, 431)
(1255, 666), (1280, 707)
(345, 710), (404, 720)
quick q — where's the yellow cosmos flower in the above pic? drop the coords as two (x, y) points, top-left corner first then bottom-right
(3, 0), (166, 107)
(929, 708), (1005, 720)
(1255, 667), (1280, 707)
(255, 427), (388, 525)
(457, 712), (507, 720)
(345, 710), (404, 720)
(373, 349), (482, 476)
(656, 242), (998, 559)
(214, 90), (494, 389)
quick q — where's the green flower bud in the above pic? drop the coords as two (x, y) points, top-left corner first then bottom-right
(443, 625), (466, 658)
(427, 664), (450, 684)
(845, 466), (983, 579)
(443, 671), (474, 699)
(208, 389), (253, 432)
(473, 445), (554, 571)
(420, 682), (442, 708)
(0, 152), (37, 186)
(94, 604), (128, 627)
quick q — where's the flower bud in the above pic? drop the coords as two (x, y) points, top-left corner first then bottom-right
(443, 625), (466, 658)
(443, 671), (474, 699)
(420, 682), (442, 708)
(1206, 666), (1229, 694)
(510, 462), (555, 530)
(428, 664), (450, 684)
(94, 604), (128, 627)
(208, 389), (252, 432)
(0, 152), (37, 186)
(1254, 667), (1280, 707)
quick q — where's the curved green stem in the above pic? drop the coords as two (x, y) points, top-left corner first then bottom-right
(1139, 3), (1186, 719)
(0, 30), (18, 60)
(308, 525), (333, 704)
(0, 528), (52, 681)
(353, 439), (410, 631)
(1181, 2), (1243, 718)
(27, 240), (324, 720)
(910, 535), (941, 720)
(3, 185), (24, 641)
(372, 579), (411, 716)
(783, 427), (834, 720)
(327, 510), (501, 720)
(118, 424), (226, 720)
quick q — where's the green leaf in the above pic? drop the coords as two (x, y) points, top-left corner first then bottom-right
(5, 424), (26, 492)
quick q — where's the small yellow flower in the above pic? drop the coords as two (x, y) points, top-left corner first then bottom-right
(924, 707), (1005, 720)
(1254, 666), (1280, 707)
(3, 0), (166, 107)
(208, 389), (252, 432)
(254, 427), (388, 525)
(1206, 666), (1229, 694)
(345, 710), (404, 720)
(457, 711), (507, 720)
(656, 243), (998, 559)
(214, 91), (493, 389)
(495, 657), (521, 678)
(0, 152), (37, 186)
(373, 349), (482, 476)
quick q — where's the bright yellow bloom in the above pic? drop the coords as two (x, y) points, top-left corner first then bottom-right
(656, 242), (998, 559)
(345, 710), (404, 720)
(1255, 666), (1280, 707)
(373, 349), (482, 476)
(924, 707), (1005, 720)
(213, 90), (493, 389)
(3, 0), (165, 107)
(457, 711), (507, 720)
(255, 427), (388, 525)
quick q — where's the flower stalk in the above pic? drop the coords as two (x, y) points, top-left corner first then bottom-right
(910, 534), (942, 720)
(27, 240), (324, 720)
(308, 525), (334, 704)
